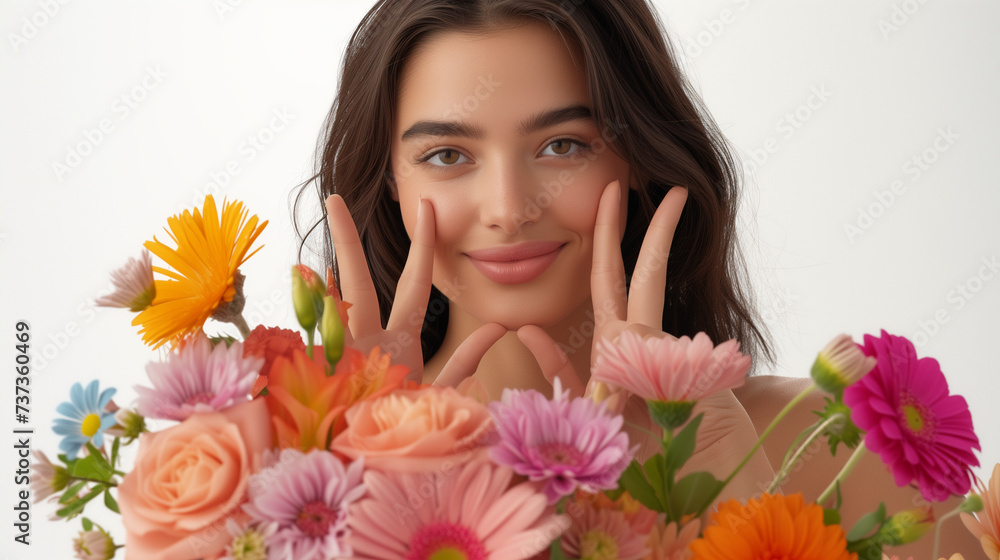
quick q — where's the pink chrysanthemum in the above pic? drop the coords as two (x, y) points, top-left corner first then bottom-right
(349, 457), (570, 559)
(561, 493), (651, 560)
(489, 377), (634, 503)
(135, 332), (262, 420)
(95, 250), (156, 312)
(843, 330), (980, 502)
(243, 449), (365, 560)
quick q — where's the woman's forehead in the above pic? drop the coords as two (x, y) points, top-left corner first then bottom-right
(394, 22), (591, 140)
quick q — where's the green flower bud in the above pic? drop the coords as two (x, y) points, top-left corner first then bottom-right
(320, 295), (345, 371)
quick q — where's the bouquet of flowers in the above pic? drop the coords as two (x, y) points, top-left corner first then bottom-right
(31, 195), (997, 560)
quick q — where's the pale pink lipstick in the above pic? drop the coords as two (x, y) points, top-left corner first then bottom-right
(464, 241), (565, 284)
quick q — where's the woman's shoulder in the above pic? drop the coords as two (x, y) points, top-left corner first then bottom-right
(733, 374), (818, 439)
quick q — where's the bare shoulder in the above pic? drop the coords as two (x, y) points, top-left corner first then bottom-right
(733, 375), (982, 556)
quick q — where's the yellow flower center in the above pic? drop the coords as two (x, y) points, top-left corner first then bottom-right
(902, 404), (925, 433)
(80, 414), (102, 437)
(580, 530), (618, 560)
(231, 529), (268, 560)
(429, 548), (467, 560)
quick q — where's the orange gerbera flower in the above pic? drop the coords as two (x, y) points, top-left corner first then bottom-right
(689, 493), (855, 560)
(133, 195), (267, 349)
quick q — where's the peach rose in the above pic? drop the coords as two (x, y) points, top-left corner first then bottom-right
(118, 399), (273, 560)
(331, 385), (493, 472)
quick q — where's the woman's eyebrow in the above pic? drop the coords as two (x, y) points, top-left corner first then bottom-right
(400, 104), (593, 143)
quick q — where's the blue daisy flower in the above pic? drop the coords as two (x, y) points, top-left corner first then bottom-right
(52, 380), (117, 460)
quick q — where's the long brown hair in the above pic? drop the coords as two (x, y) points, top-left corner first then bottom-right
(293, 0), (776, 372)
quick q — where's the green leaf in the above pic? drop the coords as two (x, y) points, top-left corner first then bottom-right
(103, 487), (119, 514)
(846, 502), (886, 541)
(70, 454), (113, 482)
(111, 437), (120, 470)
(669, 471), (721, 520)
(618, 460), (662, 512)
(81, 517), (93, 532)
(664, 413), (703, 472)
(643, 454), (668, 507)
(56, 485), (104, 519)
(823, 507), (841, 526)
(59, 481), (87, 504)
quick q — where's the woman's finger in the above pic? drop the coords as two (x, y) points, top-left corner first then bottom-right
(433, 322), (507, 388)
(388, 198), (435, 332)
(325, 194), (382, 338)
(516, 325), (586, 398)
(590, 181), (628, 330)
(627, 186), (687, 327)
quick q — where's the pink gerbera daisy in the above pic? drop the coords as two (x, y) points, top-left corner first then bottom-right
(843, 329), (980, 502)
(349, 457), (570, 559)
(561, 492), (651, 560)
(489, 377), (634, 503)
(591, 331), (751, 429)
(243, 449), (365, 560)
(135, 332), (262, 420)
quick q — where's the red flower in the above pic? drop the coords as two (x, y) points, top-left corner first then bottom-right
(243, 325), (307, 396)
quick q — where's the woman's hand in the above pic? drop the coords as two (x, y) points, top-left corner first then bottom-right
(326, 194), (505, 384)
(520, 180), (776, 498)
(516, 179), (689, 396)
(325, 194), (437, 382)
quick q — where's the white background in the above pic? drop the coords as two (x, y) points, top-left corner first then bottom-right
(1, 1), (997, 557)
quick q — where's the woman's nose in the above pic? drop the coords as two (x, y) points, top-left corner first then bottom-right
(479, 162), (539, 234)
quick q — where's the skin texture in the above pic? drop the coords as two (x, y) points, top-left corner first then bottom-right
(326, 20), (982, 557)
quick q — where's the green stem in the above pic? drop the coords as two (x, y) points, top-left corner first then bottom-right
(306, 329), (314, 360)
(69, 476), (117, 487)
(932, 504), (964, 560)
(695, 383), (816, 517)
(779, 419), (821, 473)
(817, 441), (866, 505)
(768, 413), (844, 493)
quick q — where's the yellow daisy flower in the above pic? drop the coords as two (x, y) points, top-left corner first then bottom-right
(132, 195), (267, 349)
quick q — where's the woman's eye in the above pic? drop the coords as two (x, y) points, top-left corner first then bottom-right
(417, 138), (590, 169)
(421, 149), (468, 167)
(542, 138), (589, 157)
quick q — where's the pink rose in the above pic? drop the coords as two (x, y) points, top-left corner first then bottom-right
(118, 399), (273, 560)
(331, 385), (493, 472)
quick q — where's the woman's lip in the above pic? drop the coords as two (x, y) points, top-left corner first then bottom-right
(463, 241), (566, 262)
(464, 242), (565, 284)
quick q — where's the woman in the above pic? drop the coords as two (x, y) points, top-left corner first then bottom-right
(294, 0), (981, 554)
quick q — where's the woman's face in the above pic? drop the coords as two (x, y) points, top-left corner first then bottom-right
(390, 20), (631, 330)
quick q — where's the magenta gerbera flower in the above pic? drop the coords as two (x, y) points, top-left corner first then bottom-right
(843, 329), (980, 502)
(243, 449), (365, 560)
(135, 332), (262, 420)
(489, 377), (634, 503)
(349, 457), (570, 559)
